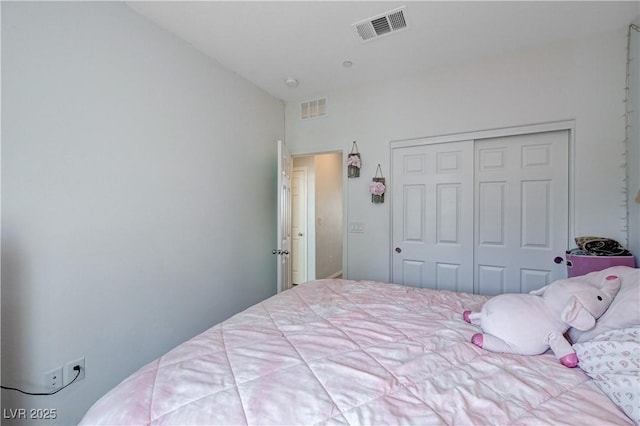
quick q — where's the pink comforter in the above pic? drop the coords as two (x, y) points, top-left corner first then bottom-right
(81, 279), (631, 425)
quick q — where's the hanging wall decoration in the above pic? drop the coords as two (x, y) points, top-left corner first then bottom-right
(370, 164), (386, 204)
(347, 141), (361, 178)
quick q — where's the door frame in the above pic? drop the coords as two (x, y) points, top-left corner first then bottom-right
(290, 148), (348, 281)
(389, 120), (576, 283)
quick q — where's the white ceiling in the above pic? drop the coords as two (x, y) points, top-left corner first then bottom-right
(126, 1), (639, 102)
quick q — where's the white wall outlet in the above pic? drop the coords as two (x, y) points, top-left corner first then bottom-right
(66, 357), (85, 385)
(44, 366), (63, 392)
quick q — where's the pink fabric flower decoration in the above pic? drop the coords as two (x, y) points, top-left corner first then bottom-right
(347, 155), (361, 168)
(369, 181), (386, 196)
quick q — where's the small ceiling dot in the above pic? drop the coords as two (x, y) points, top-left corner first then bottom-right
(284, 78), (299, 87)
(342, 60), (353, 68)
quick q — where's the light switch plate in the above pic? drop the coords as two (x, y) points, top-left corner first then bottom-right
(349, 222), (365, 233)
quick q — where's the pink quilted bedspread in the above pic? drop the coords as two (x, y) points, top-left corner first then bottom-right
(81, 279), (631, 425)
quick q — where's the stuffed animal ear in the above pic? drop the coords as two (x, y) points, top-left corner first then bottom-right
(560, 296), (596, 331)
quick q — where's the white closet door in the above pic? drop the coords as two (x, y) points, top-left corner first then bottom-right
(391, 141), (474, 291)
(474, 130), (569, 295)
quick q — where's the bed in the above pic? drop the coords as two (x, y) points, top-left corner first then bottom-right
(81, 266), (639, 425)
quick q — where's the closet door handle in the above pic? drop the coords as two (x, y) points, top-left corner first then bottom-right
(395, 247), (402, 253)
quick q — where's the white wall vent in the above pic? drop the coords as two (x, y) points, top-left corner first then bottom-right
(300, 98), (327, 120)
(353, 6), (407, 42)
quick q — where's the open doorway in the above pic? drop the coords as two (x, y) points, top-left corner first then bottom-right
(291, 152), (343, 284)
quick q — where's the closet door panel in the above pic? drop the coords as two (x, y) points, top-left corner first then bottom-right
(474, 131), (568, 294)
(520, 269), (551, 293)
(403, 185), (425, 242)
(436, 262), (462, 292)
(477, 265), (506, 295)
(521, 180), (551, 248)
(401, 260), (425, 288)
(478, 181), (506, 246)
(392, 141), (474, 292)
(436, 183), (461, 244)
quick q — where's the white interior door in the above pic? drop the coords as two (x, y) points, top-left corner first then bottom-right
(391, 141), (474, 292)
(276, 140), (292, 293)
(474, 130), (569, 294)
(291, 167), (308, 284)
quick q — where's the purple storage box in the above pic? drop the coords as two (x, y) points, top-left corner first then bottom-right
(566, 254), (636, 277)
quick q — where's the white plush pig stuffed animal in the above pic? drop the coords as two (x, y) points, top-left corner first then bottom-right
(463, 275), (621, 367)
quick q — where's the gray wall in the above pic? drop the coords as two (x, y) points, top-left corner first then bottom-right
(286, 28), (634, 282)
(1, 2), (283, 424)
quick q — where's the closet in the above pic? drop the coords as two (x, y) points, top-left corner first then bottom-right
(391, 125), (570, 295)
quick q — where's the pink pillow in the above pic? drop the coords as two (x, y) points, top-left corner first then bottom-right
(568, 266), (639, 344)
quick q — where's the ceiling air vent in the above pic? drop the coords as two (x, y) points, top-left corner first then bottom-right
(353, 6), (407, 42)
(300, 98), (327, 120)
